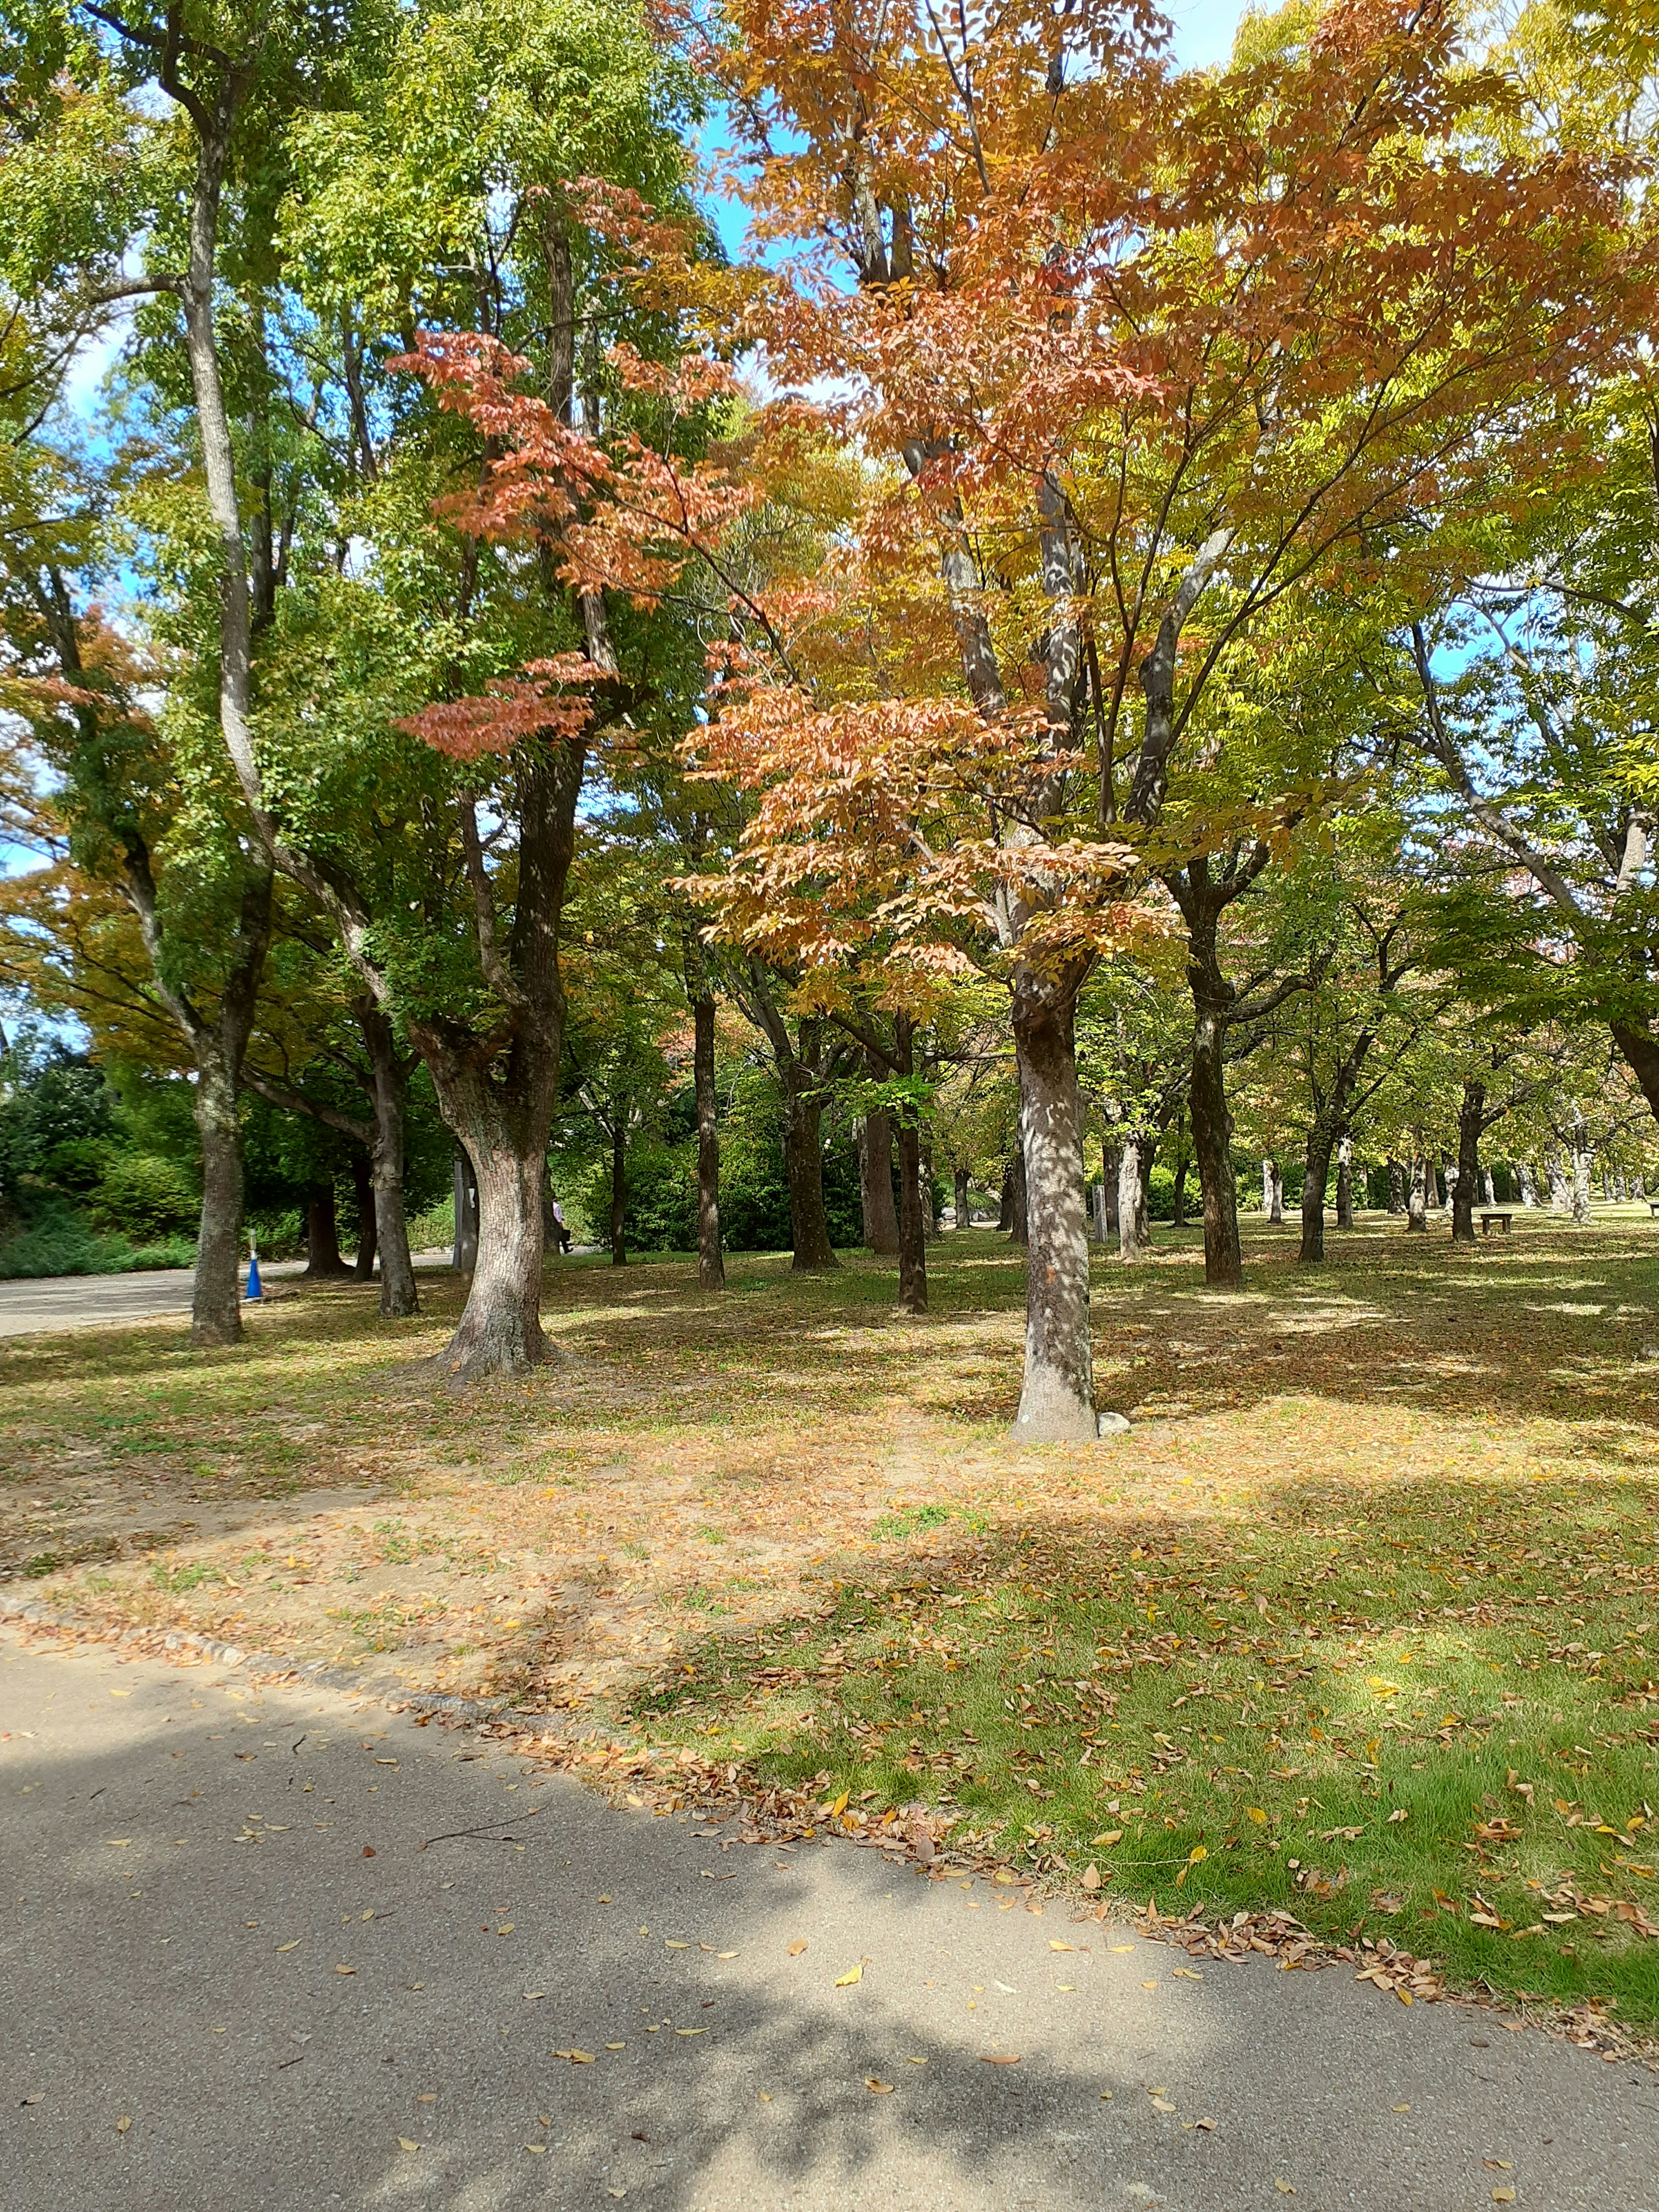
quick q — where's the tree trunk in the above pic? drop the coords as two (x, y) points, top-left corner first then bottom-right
(1007, 1144), (1029, 1246)
(191, 1054), (245, 1347)
(1482, 1167), (1497, 1207)
(1386, 1157), (1405, 1214)
(1335, 1137), (1354, 1229)
(1299, 1128), (1335, 1263)
(1262, 1159), (1274, 1213)
(1092, 1182), (1108, 1242)
(1118, 1134), (1152, 1261)
(304, 1183), (350, 1278)
(998, 1163), (1014, 1233)
(1452, 1078), (1484, 1242)
(953, 1166), (971, 1230)
(1406, 1155), (1428, 1232)
(1189, 1001), (1241, 1284)
(360, 999), (417, 1318)
(1612, 1018), (1659, 1124)
(1102, 1143), (1121, 1234)
(1171, 1150), (1189, 1230)
(1268, 1162), (1284, 1223)
(782, 1034), (838, 1269)
(610, 1113), (627, 1266)
(351, 1150), (377, 1281)
(1012, 993), (1096, 1439)
(860, 1088), (902, 1256)
(440, 1123), (549, 1377)
(1517, 1160), (1538, 1208)
(694, 991), (724, 1289)
(1570, 1116), (1592, 1224)
(1546, 1151), (1570, 1211)
(892, 1013), (928, 1313)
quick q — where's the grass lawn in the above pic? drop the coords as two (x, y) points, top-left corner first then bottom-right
(5, 1210), (1659, 2030)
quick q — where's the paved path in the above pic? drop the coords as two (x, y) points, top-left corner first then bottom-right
(3, 1637), (1657, 2210)
(0, 1255), (457, 1338)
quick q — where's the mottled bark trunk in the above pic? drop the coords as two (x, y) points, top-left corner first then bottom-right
(1299, 1128), (1335, 1264)
(191, 1055), (245, 1348)
(782, 1046), (837, 1270)
(1189, 1001), (1241, 1285)
(1407, 1155), (1427, 1232)
(954, 1167), (971, 1230)
(1517, 1160), (1538, 1208)
(361, 1000), (416, 1317)
(1425, 1156), (1442, 1208)
(442, 1123), (549, 1376)
(1007, 1145), (1029, 1247)
(1268, 1162), (1284, 1223)
(1453, 1079), (1484, 1243)
(610, 1114), (627, 1266)
(1386, 1157), (1405, 1215)
(1335, 1137), (1354, 1229)
(1012, 994), (1096, 1439)
(1092, 1182), (1108, 1241)
(694, 992), (724, 1290)
(998, 1163), (1014, 1233)
(860, 1089), (901, 1256)
(1118, 1135), (1151, 1261)
(1545, 1151), (1570, 1212)
(453, 1151), (479, 1273)
(351, 1150), (376, 1281)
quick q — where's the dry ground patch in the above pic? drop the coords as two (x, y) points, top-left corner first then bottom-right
(5, 1213), (1659, 2022)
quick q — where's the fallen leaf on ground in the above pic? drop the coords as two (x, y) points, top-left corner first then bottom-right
(1492, 2193), (1516, 2205)
(787, 1941), (807, 1957)
(275, 1941), (300, 1953)
(1142, 1980), (1158, 1991)
(1049, 1940), (1077, 1953)
(1081, 1864), (1100, 1891)
(1392, 2103), (1411, 2113)
(865, 2078), (893, 2094)
(605, 2042), (625, 2050)
(664, 1940), (690, 1950)
(115, 2117), (131, 2134)
(979, 2053), (1020, 2066)
(523, 1991), (546, 2002)
(553, 2049), (595, 2063)
(1151, 2097), (1177, 2113)
(525, 2144), (546, 2155)
(1192, 2118), (1216, 2131)
(1275, 2185), (1296, 2197)
(335, 1965), (355, 1976)
(105, 1840), (131, 1849)
(1484, 2161), (1513, 2172)
(1092, 1831), (1124, 1847)
(904, 2056), (927, 2066)
(398, 2139), (418, 2153)
(834, 1964), (862, 1987)
(674, 2028), (706, 2038)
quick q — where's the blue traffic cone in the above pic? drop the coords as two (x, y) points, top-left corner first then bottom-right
(245, 1245), (263, 1301)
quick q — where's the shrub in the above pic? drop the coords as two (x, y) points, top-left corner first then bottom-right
(93, 1152), (199, 1241)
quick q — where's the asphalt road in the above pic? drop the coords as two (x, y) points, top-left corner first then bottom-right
(0, 1256), (460, 1338)
(3, 1634), (1657, 2212)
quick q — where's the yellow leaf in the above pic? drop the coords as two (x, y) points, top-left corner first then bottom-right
(717, 1951), (739, 1960)
(1492, 2193), (1516, 2205)
(664, 1940), (691, 1950)
(1275, 2183), (1296, 2196)
(904, 2056), (928, 2066)
(115, 2117), (131, 2135)
(834, 1964), (863, 1987)
(979, 2053), (1020, 2066)
(1392, 2103), (1411, 2113)
(335, 1965), (355, 1976)
(523, 1991), (547, 2002)
(1081, 1864), (1101, 1891)
(1091, 1831), (1124, 1847)
(1141, 1980), (1158, 1991)
(674, 2028), (705, 2038)
(1049, 1940), (1077, 1952)
(605, 2042), (625, 2050)
(525, 2144), (547, 2154)
(787, 1940), (807, 1957)
(1247, 1808), (1268, 1825)
(398, 2139), (419, 2154)
(496, 1923), (514, 1935)
(831, 1791), (849, 1817)
(105, 1840), (132, 1849)
(275, 1941), (300, 1954)
(865, 2078), (893, 2094)
(1187, 1846), (1208, 1865)
(1396, 1990), (1413, 2005)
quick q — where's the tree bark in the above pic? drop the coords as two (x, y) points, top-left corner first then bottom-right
(893, 1013), (928, 1312)
(1386, 1157), (1405, 1214)
(304, 1183), (351, 1278)
(1011, 994), (1096, 1438)
(351, 1150), (377, 1281)
(860, 1087), (902, 1255)
(1545, 1150), (1570, 1211)
(192, 1052), (246, 1346)
(1299, 1129), (1336, 1263)
(610, 1112), (627, 1265)
(1102, 1143), (1121, 1234)
(437, 1099), (550, 1377)
(1268, 1162), (1284, 1223)
(1189, 1000), (1241, 1284)
(1612, 1018), (1659, 1123)
(694, 991), (724, 1289)
(1335, 1136), (1354, 1229)
(453, 1151), (479, 1273)
(1570, 1116), (1592, 1224)
(1118, 1133), (1152, 1261)
(359, 998), (417, 1318)
(1517, 1160), (1538, 1207)
(781, 1023), (838, 1269)
(1007, 1144), (1029, 1246)
(1407, 1154), (1428, 1232)
(953, 1166), (971, 1230)
(1171, 1150), (1189, 1230)
(1425, 1156), (1442, 1208)
(1452, 1078), (1484, 1242)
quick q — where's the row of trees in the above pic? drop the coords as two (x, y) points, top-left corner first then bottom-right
(0, 0), (1656, 1435)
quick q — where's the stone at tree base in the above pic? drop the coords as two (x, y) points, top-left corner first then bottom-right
(1096, 1410), (1132, 1436)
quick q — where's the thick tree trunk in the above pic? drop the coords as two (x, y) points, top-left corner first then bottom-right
(998, 1163), (1014, 1232)
(304, 1183), (351, 1278)
(1268, 1162), (1284, 1223)
(1335, 1137), (1354, 1229)
(1262, 1160), (1274, 1212)
(694, 992), (724, 1289)
(953, 1166), (971, 1230)
(1299, 1128), (1336, 1263)
(1007, 1145), (1029, 1246)
(1189, 1001), (1241, 1284)
(351, 1150), (377, 1281)
(1118, 1135), (1151, 1261)
(1386, 1157), (1405, 1214)
(1425, 1156), (1442, 1208)
(1102, 1143), (1121, 1234)
(610, 1114), (627, 1266)
(453, 1151), (479, 1273)
(1092, 1182), (1108, 1241)
(860, 1091), (902, 1255)
(191, 1055), (245, 1348)
(360, 1000), (417, 1318)
(1545, 1151), (1570, 1211)
(1012, 994), (1096, 1439)
(1517, 1160), (1538, 1207)
(1612, 1018), (1659, 1124)
(1407, 1155), (1428, 1232)
(1171, 1151), (1189, 1229)
(441, 1125), (549, 1376)
(1452, 1079), (1484, 1242)
(782, 1039), (838, 1270)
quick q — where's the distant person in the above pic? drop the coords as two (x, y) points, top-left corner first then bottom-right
(549, 1197), (572, 1255)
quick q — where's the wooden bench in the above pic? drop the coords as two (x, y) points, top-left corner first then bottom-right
(1649, 1199), (1659, 1217)
(1479, 1211), (1513, 1236)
